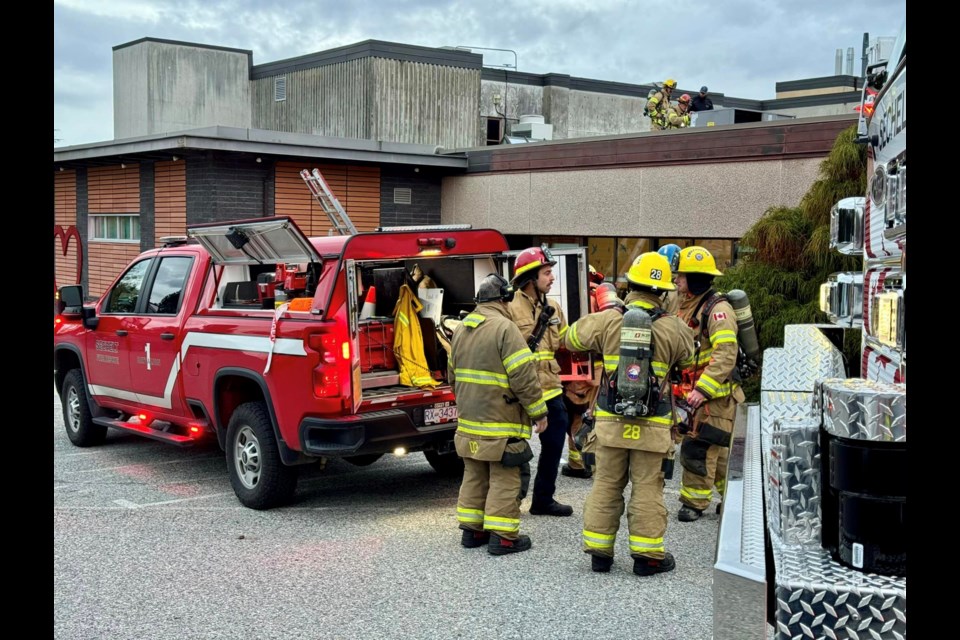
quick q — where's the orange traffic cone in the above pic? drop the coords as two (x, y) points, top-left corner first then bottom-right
(360, 286), (376, 319)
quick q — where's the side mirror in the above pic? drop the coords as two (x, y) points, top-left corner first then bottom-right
(57, 285), (84, 315)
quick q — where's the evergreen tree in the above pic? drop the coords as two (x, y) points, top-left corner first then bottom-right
(717, 125), (866, 400)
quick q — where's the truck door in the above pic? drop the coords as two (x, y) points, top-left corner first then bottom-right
(125, 255), (195, 410)
(86, 258), (153, 401)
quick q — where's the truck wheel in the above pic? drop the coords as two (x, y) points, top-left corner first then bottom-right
(61, 369), (107, 447)
(343, 453), (384, 467)
(226, 401), (298, 510)
(424, 449), (464, 477)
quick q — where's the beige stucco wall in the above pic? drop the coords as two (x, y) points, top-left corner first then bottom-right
(440, 157), (823, 238)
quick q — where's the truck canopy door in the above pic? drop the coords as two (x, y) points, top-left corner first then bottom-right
(187, 216), (322, 266)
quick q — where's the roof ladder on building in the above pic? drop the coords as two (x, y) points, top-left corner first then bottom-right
(299, 168), (358, 235)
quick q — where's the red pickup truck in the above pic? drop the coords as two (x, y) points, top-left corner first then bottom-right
(55, 217), (557, 509)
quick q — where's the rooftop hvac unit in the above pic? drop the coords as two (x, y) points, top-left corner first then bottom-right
(510, 114), (553, 141)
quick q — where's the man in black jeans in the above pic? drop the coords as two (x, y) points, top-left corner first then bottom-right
(508, 245), (574, 517)
(691, 86), (714, 112)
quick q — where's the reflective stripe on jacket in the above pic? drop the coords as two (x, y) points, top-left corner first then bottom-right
(393, 284), (440, 389)
(449, 302), (547, 440)
(508, 290), (567, 401)
(562, 291), (693, 453)
(677, 292), (744, 404)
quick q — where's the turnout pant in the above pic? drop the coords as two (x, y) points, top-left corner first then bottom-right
(582, 444), (668, 560)
(679, 403), (734, 511)
(532, 395), (569, 508)
(457, 458), (523, 540)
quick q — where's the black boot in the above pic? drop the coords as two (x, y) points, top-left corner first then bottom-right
(530, 500), (574, 517)
(678, 505), (703, 522)
(460, 529), (490, 548)
(488, 533), (533, 555)
(591, 554), (614, 573)
(633, 552), (676, 576)
(561, 464), (593, 479)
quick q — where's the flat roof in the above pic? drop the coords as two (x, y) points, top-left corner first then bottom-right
(53, 126), (467, 169)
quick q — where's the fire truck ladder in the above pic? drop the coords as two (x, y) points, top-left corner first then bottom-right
(300, 168), (358, 235)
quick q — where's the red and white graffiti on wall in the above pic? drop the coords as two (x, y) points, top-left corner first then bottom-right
(54, 225), (83, 291)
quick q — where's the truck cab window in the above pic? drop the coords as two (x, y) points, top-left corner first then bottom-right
(103, 259), (152, 314)
(144, 256), (194, 315)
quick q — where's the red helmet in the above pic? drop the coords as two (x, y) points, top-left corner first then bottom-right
(512, 245), (557, 284)
(594, 283), (623, 311)
(588, 264), (605, 285)
(678, 93), (691, 105)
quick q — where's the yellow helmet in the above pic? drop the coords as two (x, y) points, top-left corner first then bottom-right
(663, 78), (677, 89)
(627, 252), (676, 290)
(676, 246), (723, 276)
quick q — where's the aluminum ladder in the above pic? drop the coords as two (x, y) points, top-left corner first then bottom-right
(299, 168), (358, 235)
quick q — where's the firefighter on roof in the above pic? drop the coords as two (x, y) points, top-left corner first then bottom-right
(508, 245), (574, 517)
(646, 79), (677, 131)
(666, 94), (693, 129)
(673, 246), (745, 521)
(450, 274), (548, 555)
(563, 254), (694, 575)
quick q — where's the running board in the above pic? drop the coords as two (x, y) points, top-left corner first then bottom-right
(92, 417), (197, 446)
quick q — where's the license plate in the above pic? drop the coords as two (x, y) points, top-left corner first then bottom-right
(424, 402), (458, 425)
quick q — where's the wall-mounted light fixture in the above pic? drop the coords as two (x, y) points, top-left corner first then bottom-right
(121, 163), (127, 169)
(172, 155), (180, 162)
(256, 157), (262, 163)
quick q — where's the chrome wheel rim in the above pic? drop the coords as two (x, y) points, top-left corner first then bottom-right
(233, 425), (261, 490)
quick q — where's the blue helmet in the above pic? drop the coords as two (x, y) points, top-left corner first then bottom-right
(657, 244), (682, 273)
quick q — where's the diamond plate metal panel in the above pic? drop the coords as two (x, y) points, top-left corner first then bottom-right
(770, 532), (907, 640)
(761, 327), (846, 394)
(761, 391), (815, 434)
(768, 417), (821, 546)
(741, 404), (766, 567)
(821, 378), (907, 442)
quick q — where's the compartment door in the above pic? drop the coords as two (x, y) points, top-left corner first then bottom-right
(345, 259), (363, 412)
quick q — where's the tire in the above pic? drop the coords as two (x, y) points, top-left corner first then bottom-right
(424, 448), (464, 477)
(226, 401), (298, 510)
(61, 369), (107, 447)
(343, 453), (384, 467)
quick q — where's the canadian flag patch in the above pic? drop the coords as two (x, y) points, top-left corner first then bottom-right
(712, 312), (727, 321)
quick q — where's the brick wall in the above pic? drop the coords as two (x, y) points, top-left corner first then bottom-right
(185, 155), (270, 224)
(379, 167), (442, 227)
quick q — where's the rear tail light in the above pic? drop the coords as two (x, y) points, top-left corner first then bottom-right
(313, 370), (340, 397)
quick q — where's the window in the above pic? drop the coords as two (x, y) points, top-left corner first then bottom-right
(103, 259), (152, 314)
(275, 76), (287, 102)
(144, 256), (193, 315)
(90, 214), (140, 242)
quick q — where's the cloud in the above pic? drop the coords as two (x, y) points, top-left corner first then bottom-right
(54, 0), (905, 146)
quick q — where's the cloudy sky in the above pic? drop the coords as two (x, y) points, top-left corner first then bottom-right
(53, 0), (905, 148)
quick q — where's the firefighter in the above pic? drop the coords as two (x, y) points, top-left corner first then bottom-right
(450, 273), (549, 555)
(665, 94), (693, 129)
(563, 254), (694, 575)
(561, 265), (607, 479)
(509, 245), (574, 517)
(673, 246), (745, 522)
(646, 79), (677, 131)
(657, 244), (682, 315)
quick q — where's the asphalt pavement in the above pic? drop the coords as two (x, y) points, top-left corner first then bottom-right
(54, 388), (724, 640)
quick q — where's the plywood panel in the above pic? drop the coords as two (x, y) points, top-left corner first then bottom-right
(88, 164), (141, 213)
(275, 162), (381, 235)
(154, 161), (186, 245)
(54, 170), (77, 227)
